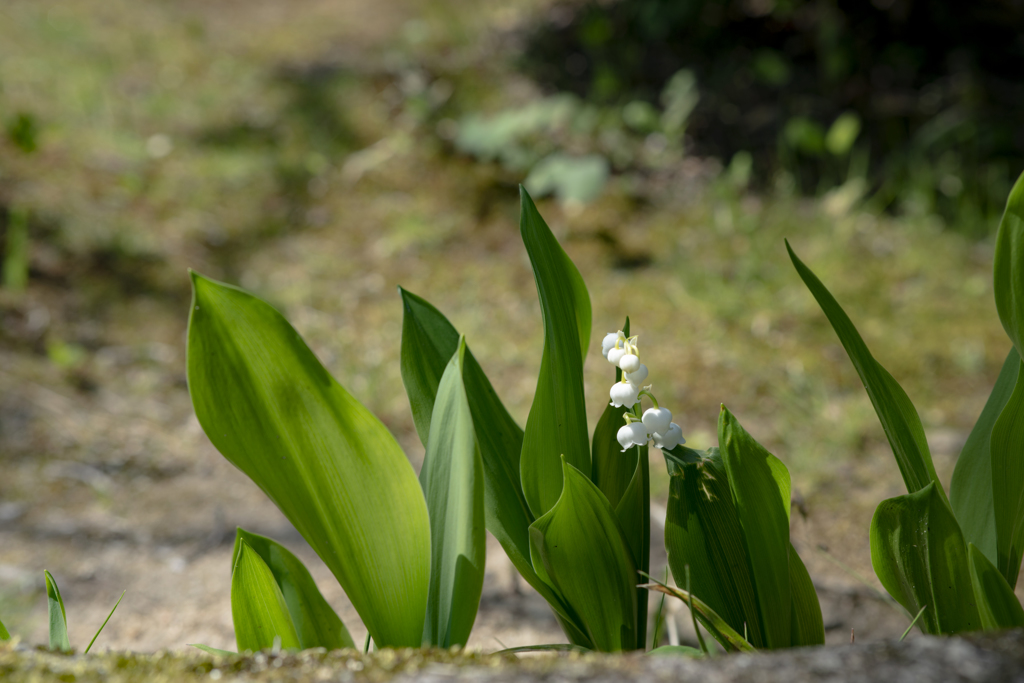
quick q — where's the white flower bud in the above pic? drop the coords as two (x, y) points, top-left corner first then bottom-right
(642, 407), (672, 436)
(609, 381), (640, 407)
(653, 423), (685, 451)
(617, 422), (649, 451)
(601, 331), (624, 358)
(625, 363), (648, 385)
(619, 353), (641, 374)
(607, 347), (626, 366)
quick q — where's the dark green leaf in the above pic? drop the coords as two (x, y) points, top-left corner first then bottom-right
(951, 348), (1020, 568)
(968, 543), (1024, 630)
(231, 542), (301, 652)
(519, 188), (592, 517)
(84, 590), (124, 654)
(529, 458), (637, 651)
(232, 529), (355, 649)
(612, 444), (650, 649)
(420, 338), (486, 647)
(719, 406), (792, 648)
(787, 242), (944, 502)
(989, 360), (1024, 587)
(187, 273), (429, 647)
(994, 170), (1024, 358)
(44, 570), (70, 652)
(788, 544), (824, 646)
(870, 482), (980, 635)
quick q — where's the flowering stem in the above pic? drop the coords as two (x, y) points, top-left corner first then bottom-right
(637, 390), (659, 409)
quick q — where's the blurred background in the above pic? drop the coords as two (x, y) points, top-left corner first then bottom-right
(0, 0), (1021, 652)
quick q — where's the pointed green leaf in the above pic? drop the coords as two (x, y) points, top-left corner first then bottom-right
(788, 544), (825, 646)
(968, 543), (1024, 630)
(989, 360), (1024, 587)
(397, 288), (587, 643)
(232, 542), (302, 652)
(663, 449), (765, 648)
(951, 348), (1019, 568)
(44, 570), (70, 652)
(870, 482), (980, 635)
(84, 590), (124, 654)
(719, 406), (792, 648)
(640, 577), (756, 653)
(519, 188), (592, 518)
(190, 644), (237, 657)
(529, 458), (637, 651)
(787, 242), (944, 502)
(420, 338), (486, 647)
(231, 529), (355, 649)
(187, 273), (429, 647)
(994, 170), (1024, 358)
(0, 616), (10, 641)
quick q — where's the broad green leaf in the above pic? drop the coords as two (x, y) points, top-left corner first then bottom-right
(232, 529), (355, 649)
(968, 543), (1024, 630)
(640, 579), (756, 653)
(231, 542), (301, 652)
(519, 188), (592, 518)
(788, 544), (824, 646)
(397, 288), (587, 643)
(612, 444), (650, 649)
(994, 170), (1024, 358)
(951, 348), (1020, 568)
(529, 458), (637, 651)
(719, 406), (792, 648)
(870, 482), (980, 635)
(0, 616), (9, 641)
(84, 590), (124, 654)
(989, 361), (1024, 587)
(420, 338), (486, 647)
(44, 570), (70, 652)
(787, 242), (944, 502)
(190, 644), (237, 657)
(187, 273), (429, 647)
(663, 449), (764, 648)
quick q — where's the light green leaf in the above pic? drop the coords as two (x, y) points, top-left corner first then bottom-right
(788, 544), (824, 646)
(870, 482), (980, 635)
(231, 542), (301, 652)
(529, 458), (637, 651)
(951, 348), (1020, 569)
(663, 449), (764, 648)
(397, 288), (587, 643)
(989, 360), (1024, 587)
(0, 616), (9, 641)
(420, 338), (486, 647)
(519, 188), (592, 518)
(646, 645), (705, 657)
(719, 406), (792, 648)
(968, 543), (1024, 630)
(190, 644), (237, 657)
(187, 272), (429, 647)
(44, 570), (70, 652)
(787, 241), (944, 503)
(84, 590), (124, 654)
(231, 529), (354, 649)
(994, 170), (1024, 358)
(640, 577), (756, 653)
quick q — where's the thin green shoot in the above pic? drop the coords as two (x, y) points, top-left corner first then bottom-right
(650, 568), (669, 649)
(496, 644), (591, 655)
(900, 605), (928, 641)
(363, 632), (371, 654)
(189, 644), (236, 657)
(685, 565), (709, 656)
(84, 590), (125, 654)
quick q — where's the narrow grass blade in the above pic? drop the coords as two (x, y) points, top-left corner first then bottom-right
(639, 575), (756, 653)
(968, 543), (1024, 630)
(232, 529), (355, 649)
(787, 241), (944, 502)
(231, 542), (301, 652)
(663, 448), (763, 647)
(647, 645), (705, 657)
(900, 606), (928, 641)
(187, 273), (429, 647)
(497, 644), (591, 655)
(994, 170), (1024, 357)
(788, 544), (824, 646)
(719, 406), (792, 648)
(529, 458), (637, 651)
(190, 644), (237, 657)
(519, 187), (592, 518)
(988, 361), (1024, 587)
(420, 338), (486, 647)
(950, 348), (1019, 568)
(870, 482), (980, 634)
(84, 590), (124, 654)
(44, 570), (70, 652)
(684, 566), (710, 656)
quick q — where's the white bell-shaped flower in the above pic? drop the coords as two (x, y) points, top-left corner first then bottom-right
(609, 381), (640, 407)
(617, 422), (650, 452)
(624, 363), (648, 385)
(619, 353), (641, 374)
(653, 423), (685, 451)
(642, 407), (672, 436)
(601, 331), (624, 359)
(607, 346), (627, 366)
